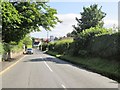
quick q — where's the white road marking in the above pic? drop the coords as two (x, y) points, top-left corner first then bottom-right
(44, 61), (53, 72)
(40, 57), (42, 59)
(61, 84), (66, 88)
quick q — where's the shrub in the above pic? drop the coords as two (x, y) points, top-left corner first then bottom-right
(0, 43), (4, 54)
(71, 26), (114, 56)
(48, 38), (73, 54)
(80, 26), (112, 37)
(87, 33), (120, 60)
(40, 42), (48, 51)
(47, 28), (119, 60)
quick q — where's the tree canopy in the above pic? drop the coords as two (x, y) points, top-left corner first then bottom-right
(72, 4), (106, 34)
(2, 2), (60, 43)
(22, 35), (32, 46)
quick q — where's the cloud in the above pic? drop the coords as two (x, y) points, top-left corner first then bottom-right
(31, 14), (81, 38)
(50, 0), (119, 2)
(49, 14), (81, 37)
(30, 14), (118, 38)
(104, 19), (118, 28)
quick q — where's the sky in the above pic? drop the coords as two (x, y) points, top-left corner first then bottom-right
(30, 1), (118, 39)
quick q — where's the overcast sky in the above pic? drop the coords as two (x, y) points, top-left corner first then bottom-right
(30, 1), (118, 39)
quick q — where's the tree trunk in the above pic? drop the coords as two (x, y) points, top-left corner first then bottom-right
(7, 50), (11, 60)
(7, 44), (11, 61)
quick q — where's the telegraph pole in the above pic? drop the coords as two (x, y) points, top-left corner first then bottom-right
(46, 30), (49, 51)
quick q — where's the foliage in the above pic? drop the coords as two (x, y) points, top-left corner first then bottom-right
(69, 26), (113, 56)
(2, 2), (22, 43)
(0, 43), (4, 54)
(2, 2), (60, 44)
(22, 35), (32, 46)
(87, 33), (120, 59)
(47, 51), (120, 82)
(47, 31), (120, 60)
(2, 2), (60, 59)
(40, 42), (48, 51)
(80, 26), (113, 37)
(48, 38), (73, 54)
(72, 4), (106, 35)
(3, 40), (23, 54)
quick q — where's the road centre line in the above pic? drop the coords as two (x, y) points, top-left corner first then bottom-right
(44, 61), (53, 72)
(0, 56), (25, 76)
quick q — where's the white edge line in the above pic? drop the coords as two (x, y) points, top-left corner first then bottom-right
(0, 56), (25, 75)
(61, 84), (66, 88)
(44, 61), (53, 72)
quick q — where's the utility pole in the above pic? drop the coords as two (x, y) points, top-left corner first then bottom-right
(46, 30), (49, 51)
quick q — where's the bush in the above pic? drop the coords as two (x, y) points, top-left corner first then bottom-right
(40, 42), (48, 51)
(47, 27), (119, 60)
(80, 26), (112, 37)
(48, 38), (73, 54)
(88, 33), (120, 60)
(71, 26), (114, 56)
(0, 43), (4, 54)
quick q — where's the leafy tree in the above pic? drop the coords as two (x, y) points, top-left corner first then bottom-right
(2, 2), (60, 59)
(22, 35), (32, 46)
(2, 2), (60, 43)
(54, 37), (59, 41)
(73, 4), (106, 35)
(80, 25), (113, 37)
(67, 33), (72, 37)
(2, 2), (22, 43)
(67, 31), (77, 37)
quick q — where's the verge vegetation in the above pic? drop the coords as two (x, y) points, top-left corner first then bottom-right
(42, 4), (120, 82)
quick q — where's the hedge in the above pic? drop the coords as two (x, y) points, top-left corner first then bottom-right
(87, 33), (120, 59)
(45, 32), (120, 61)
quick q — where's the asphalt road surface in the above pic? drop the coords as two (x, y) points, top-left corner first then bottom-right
(2, 49), (118, 88)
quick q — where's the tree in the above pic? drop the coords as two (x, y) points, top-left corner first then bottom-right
(2, 2), (61, 59)
(67, 33), (71, 37)
(2, 2), (22, 43)
(73, 4), (106, 35)
(54, 37), (58, 41)
(22, 35), (32, 46)
(2, 2), (60, 44)
(67, 31), (77, 37)
(2, 2), (22, 59)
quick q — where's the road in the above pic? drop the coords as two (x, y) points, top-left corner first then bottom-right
(2, 49), (118, 88)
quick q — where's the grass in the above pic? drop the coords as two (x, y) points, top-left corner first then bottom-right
(47, 51), (120, 83)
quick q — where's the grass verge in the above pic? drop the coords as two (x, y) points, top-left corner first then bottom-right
(46, 51), (120, 83)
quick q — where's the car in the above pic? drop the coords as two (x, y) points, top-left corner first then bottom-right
(25, 48), (33, 54)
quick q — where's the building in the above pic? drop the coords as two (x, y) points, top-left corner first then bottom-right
(50, 36), (54, 42)
(33, 38), (42, 47)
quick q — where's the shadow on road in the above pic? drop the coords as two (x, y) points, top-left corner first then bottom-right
(23, 58), (44, 62)
(23, 56), (94, 73)
(23, 57), (68, 64)
(23, 56), (119, 84)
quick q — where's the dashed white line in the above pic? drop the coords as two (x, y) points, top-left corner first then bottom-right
(61, 84), (66, 88)
(44, 61), (53, 72)
(40, 57), (42, 59)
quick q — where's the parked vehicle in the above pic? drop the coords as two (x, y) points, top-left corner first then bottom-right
(23, 48), (33, 54)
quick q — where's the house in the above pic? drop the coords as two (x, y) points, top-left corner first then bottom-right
(33, 38), (42, 47)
